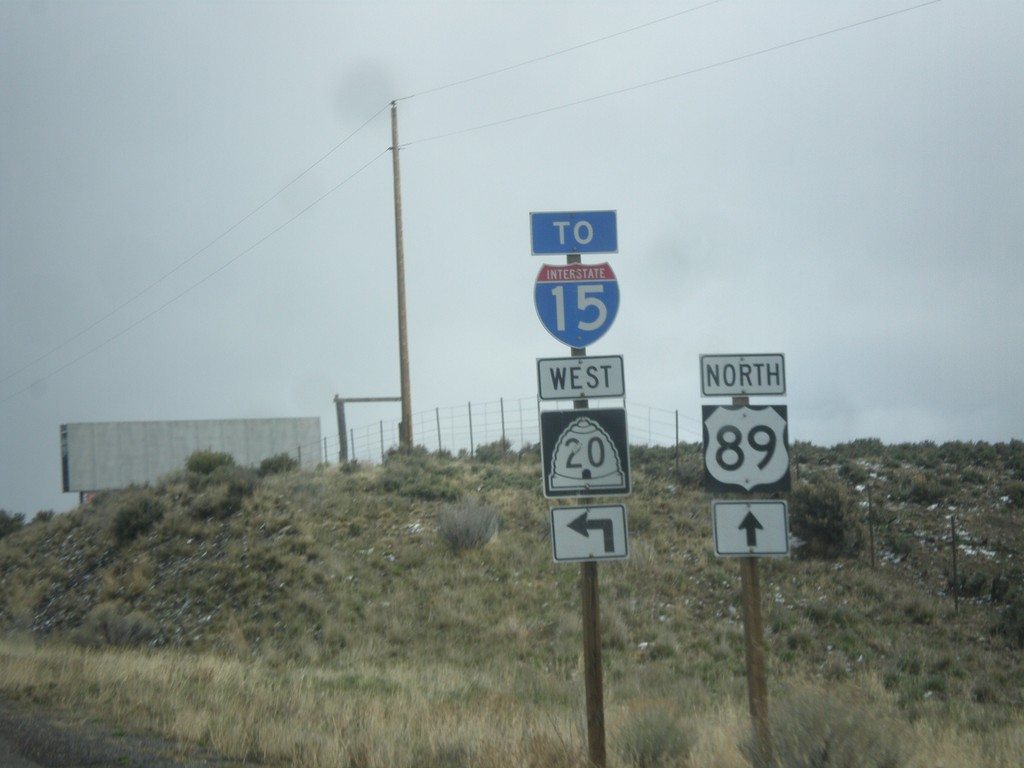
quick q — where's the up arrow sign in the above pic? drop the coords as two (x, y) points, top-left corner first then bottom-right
(712, 501), (790, 557)
(738, 511), (764, 547)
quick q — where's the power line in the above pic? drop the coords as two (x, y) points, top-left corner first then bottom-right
(396, 0), (728, 101)
(406, 0), (944, 146)
(2, 1), (942, 399)
(0, 148), (390, 405)
(4, 1), (725, 390)
(0, 102), (391, 388)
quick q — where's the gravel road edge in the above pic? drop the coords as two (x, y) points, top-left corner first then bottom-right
(0, 696), (259, 768)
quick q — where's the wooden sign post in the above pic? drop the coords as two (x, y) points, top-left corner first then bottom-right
(733, 395), (772, 768)
(741, 554), (772, 767)
(701, 360), (790, 768)
(534, 213), (626, 768)
(573, 283), (606, 768)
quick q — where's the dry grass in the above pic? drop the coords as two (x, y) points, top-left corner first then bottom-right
(3, 638), (1024, 767)
(904, 721), (1024, 768)
(0, 638), (589, 767)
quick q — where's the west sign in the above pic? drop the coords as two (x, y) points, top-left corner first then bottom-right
(537, 355), (625, 401)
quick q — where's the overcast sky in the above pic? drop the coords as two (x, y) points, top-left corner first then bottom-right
(2, 0), (1022, 514)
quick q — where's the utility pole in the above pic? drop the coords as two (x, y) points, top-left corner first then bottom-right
(390, 101), (413, 449)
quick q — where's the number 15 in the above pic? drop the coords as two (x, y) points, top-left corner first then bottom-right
(550, 285), (607, 332)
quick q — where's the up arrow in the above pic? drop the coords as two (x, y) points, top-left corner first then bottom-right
(568, 510), (615, 553)
(739, 511), (764, 547)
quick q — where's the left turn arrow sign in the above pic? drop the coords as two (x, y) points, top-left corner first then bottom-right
(550, 504), (629, 562)
(568, 511), (615, 552)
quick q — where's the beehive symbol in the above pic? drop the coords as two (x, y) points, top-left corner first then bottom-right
(549, 416), (625, 492)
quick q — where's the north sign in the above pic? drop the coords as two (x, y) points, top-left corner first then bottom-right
(537, 355), (625, 401)
(702, 405), (790, 493)
(700, 354), (786, 397)
(535, 263), (620, 348)
(530, 210), (618, 255)
(712, 501), (790, 557)
(540, 408), (630, 498)
(550, 504), (629, 562)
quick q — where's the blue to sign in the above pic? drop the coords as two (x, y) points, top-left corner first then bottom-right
(530, 210), (618, 255)
(535, 263), (620, 348)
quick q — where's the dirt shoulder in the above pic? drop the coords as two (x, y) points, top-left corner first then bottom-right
(0, 696), (258, 768)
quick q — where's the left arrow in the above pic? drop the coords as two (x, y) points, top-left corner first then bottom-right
(739, 511), (764, 547)
(568, 510), (615, 553)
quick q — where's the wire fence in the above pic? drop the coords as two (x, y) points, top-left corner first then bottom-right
(295, 396), (704, 467)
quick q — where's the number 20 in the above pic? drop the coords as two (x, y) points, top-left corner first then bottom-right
(550, 285), (607, 332)
(564, 437), (605, 468)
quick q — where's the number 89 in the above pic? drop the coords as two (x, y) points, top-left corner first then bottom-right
(714, 424), (777, 471)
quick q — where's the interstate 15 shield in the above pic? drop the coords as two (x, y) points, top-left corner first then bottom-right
(535, 263), (620, 348)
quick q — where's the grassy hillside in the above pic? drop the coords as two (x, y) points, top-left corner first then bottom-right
(2, 440), (1024, 766)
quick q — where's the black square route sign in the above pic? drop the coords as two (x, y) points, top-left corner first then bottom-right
(702, 404), (790, 493)
(540, 408), (630, 498)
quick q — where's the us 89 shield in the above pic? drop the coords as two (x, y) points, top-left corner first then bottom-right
(702, 405), (790, 493)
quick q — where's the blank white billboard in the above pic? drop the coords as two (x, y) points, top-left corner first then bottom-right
(61, 418), (321, 492)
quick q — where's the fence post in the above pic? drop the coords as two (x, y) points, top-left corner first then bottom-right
(500, 397), (507, 451)
(468, 401), (475, 458)
(951, 515), (959, 615)
(868, 484), (876, 569)
(675, 410), (680, 477)
(519, 398), (525, 448)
